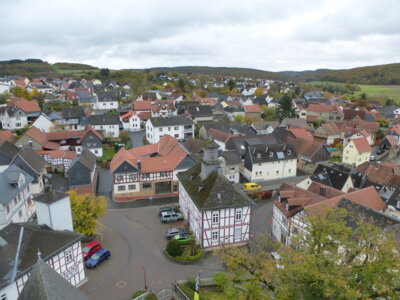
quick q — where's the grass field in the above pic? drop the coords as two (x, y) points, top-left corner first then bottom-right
(310, 81), (400, 101)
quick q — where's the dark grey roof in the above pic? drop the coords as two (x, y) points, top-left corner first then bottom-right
(0, 141), (19, 165)
(0, 224), (82, 290)
(68, 149), (96, 172)
(311, 164), (352, 190)
(226, 134), (278, 157)
(15, 146), (46, 174)
(202, 121), (255, 135)
(187, 105), (213, 117)
(246, 143), (297, 164)
(0, 165), (34, 205)
(78, 94), (96, 104)
(252, 121), (279, 131)
(6, 107), (25, 117)
(18, 259), (89, 300)
(337, 198), (400, 237)
(272, 127), (296, 143)
(177, 164), (253, 210)
(280, 118), (308, 129)
(62, 107), (84, 119)
(96, 91), (117, 102)
(89, 114), (119, 125)
(150, 116), (194, 127)
(220, 150), (241, 165)
(34, 191), (69, 205)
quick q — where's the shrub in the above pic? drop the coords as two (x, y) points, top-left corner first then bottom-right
(184, 277), (196, 290)
(145, 294), (158, 300)
(175, 248), (204, 262)
(132, 290), (146, 298)
(166, 240), (183, 257)
(178, 284), (195, 300)
(214, 273), (229, 292)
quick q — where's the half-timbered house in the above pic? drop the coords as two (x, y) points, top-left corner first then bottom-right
(177, 143), (254, 250)
(110, 135), (196, 200)
(0, 223), (85, 300)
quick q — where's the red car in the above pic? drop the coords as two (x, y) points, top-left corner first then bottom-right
(82, 241), (102, 260)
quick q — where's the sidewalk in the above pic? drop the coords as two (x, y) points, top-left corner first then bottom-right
(108, 195), (179, 209)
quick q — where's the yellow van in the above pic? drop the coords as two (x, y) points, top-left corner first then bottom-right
(243, 183), (261, 191)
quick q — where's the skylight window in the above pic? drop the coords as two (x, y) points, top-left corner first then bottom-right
(276, 152), (285, 159)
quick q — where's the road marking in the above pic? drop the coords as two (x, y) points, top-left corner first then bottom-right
(96, 221), (113, 232)
(116, 281), (127, 288)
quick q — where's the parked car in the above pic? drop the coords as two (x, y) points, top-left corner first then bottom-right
(165, 227), (190, 239)
(82, 241), (102, 260)
(171, 234), (192, 245)
(160, 211), (183, 223)
(159, 206), (180, 216)
(85, 248), (111, 269)
(243, 182), (261, 191)
(370, 155), (376, 161)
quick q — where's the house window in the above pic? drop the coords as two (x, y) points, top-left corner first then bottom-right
(212, 211), (219, 224)
(18, 210), (22, 218)
(128, 184), (136, 190)
(128, 174), (135, 181)
(174, 126), (179, 130)
(235, 209), (242, 221)
(65, 249), (74, 264)
(160, 171), (168, 177)
(94, 150), (98, 154)
(168, 127), (171, 131)
(212, 231), (219, 241)
(142, 173), (150, 179)
(6, 206), (10, 214)
(159, 128), (163, 132)
(174, 134), (179, 138)
(118, 185), (126, 191)
(269, 152), (273, 157)
(276, 170), (279, 174)
(117, 175), (123, 182)
(143, 182), (152, 189)
(256, 153), (261, 159)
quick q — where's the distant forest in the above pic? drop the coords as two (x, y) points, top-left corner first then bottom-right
(0, 59), (399, 85)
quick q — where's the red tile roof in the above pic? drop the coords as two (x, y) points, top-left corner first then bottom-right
(121, 110), (136, 120)
(351, 137), (372, 153)
(8, 97), (41, 113)
(0, 130), (13, 145)
(133, 100), (152, 111)
(137, 111), (152, 121)
(208, 128), (241, 143)
(244, 105), (262, 113)
(307, 104), (341, 113)
(288, 128), (314, 141)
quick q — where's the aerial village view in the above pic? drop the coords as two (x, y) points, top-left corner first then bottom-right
(0, 0), (400, 299)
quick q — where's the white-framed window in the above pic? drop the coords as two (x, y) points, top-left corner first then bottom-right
(235, 209), (242, 221)
(159, 128), (163, 132)
(212, 230), (219, 241)
(118, 185), (126, 191)
(65, 249), (74, 263)
(128, 184), (136, 190)
(212, 211), (219, 224)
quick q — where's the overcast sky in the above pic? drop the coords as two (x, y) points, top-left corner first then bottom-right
(1, 0), (399, 71)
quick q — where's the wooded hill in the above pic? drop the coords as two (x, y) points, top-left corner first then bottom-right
(282, 63), (400, 85)
(1, 59), (399, 85)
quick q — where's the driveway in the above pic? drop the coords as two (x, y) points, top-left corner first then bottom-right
(129, 130), (146, 148)
(79, 206), (225, 300)
(97, 170), (113, 200)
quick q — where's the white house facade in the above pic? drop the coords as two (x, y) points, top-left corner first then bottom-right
(145, 116), (194, 144)
(243, 144), (297, 182)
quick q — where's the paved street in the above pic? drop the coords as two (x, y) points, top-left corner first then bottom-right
(129, 130), (146, 148)
(79, 200), (272, 300)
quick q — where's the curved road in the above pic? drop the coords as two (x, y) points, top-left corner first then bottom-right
(80, 206), (225, 300)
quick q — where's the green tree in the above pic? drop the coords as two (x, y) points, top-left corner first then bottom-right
(178, 78), (185, 89)
(261, 106), (278, 121)
(254, 87), (265, 97)
(218, 208), (400, 299)
(378, 118), (389, 128)
(99, 68), (110, 77)
(119, 130), (130, 145)
(277, 94), (295, 121)
(11, 86), (31, 99)
(68, 191), (107, 236)
(227, 79), (236, 91)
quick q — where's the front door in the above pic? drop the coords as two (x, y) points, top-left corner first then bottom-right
(234, 227), (242, 242)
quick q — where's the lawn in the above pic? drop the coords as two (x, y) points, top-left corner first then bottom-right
(310, 81), (400, 101)
(102, 147), (116, 161)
